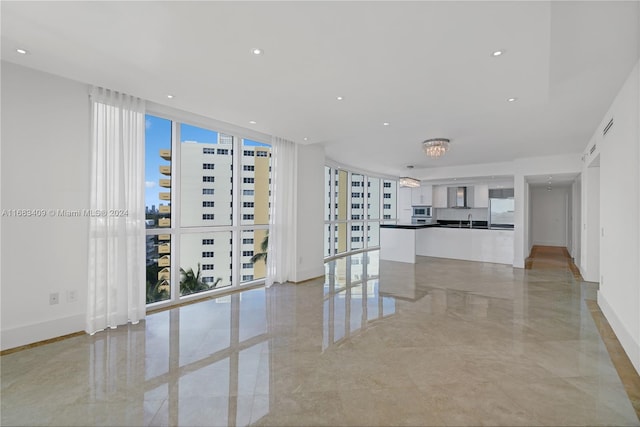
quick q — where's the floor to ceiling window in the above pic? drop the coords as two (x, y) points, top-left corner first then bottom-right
(324, 166), (397, 258)
(145, 114), (270, 306)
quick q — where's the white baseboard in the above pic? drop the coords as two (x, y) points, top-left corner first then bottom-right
(1, 314), (85, 351)
(597, 290), (640, 375)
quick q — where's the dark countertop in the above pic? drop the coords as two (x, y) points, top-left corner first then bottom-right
(381, 221), (513, 230)
(380, 223), (439, 229)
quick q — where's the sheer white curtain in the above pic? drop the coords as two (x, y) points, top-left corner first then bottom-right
(266, 136), (298, 287)
(86, 87), (146, 334)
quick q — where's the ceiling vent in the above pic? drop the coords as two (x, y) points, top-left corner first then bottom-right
(603, 118), (614, 136)
(590, 144), (596, 155)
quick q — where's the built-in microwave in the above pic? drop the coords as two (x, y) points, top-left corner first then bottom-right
(412, 206), (432, 217)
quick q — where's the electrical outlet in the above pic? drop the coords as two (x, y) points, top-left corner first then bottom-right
(67, 290), (78, 303)
(49, 292), (59, 305)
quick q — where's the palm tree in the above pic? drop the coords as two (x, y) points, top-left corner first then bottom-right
(180, 263), (205, 296)
(209, 277), (223, 288)
(146, 280), (169, 303)
(180, 263), (223, 296)
(251, 231), (268, 264)
(146, 264), (169, 303)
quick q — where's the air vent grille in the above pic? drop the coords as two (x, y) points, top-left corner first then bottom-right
(590, 144), (596, 155)
(603, 118), (614, 136)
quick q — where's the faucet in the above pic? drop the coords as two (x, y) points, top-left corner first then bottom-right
(468, 213), (473, 228)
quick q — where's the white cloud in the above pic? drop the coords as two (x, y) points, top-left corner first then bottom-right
(145, 181), (156, 188)
(145, 119), (152, 130)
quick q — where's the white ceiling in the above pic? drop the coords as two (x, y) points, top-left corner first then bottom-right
(2, 1), (638, 177)
(527, 172), (578, 188)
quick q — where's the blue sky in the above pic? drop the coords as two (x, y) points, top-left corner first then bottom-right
(145, 115), (171, 210)
(145, 114), (270, 211)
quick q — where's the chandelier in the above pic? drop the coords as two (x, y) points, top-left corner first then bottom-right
(422, 138), (450, 158)
(399, 177), (420, 188)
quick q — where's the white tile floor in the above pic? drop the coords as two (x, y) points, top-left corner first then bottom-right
(1, 251), (638, 426)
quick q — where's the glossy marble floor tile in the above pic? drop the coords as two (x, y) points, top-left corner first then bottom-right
(2, 251), (639, 426)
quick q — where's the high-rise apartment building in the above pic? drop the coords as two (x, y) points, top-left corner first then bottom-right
(145, 124), (271, 304)
(324, 167), (398, 257)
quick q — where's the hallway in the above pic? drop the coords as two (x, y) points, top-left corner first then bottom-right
(525, 245), (583, 280)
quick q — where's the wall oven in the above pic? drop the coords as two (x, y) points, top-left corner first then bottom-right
(412, 206), (432, 217)
(411, 206), (432, 224)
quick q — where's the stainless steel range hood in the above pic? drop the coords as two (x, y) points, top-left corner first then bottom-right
(447, 186), (469, 208)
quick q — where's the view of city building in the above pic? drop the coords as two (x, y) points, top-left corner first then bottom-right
(144, 117), (396, 306)
(145, 115), (270, 305)
(324, 166), (398, 257)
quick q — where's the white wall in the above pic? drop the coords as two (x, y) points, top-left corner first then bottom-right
(584, 60), (639, 375)
(435, 208), (488, 222)
(581, 163), (600, 282)
(530, 186), (569, 247)
(571, 178), (581, 261)
(1, 62), (91, 350)
(294, 144), (326, 282)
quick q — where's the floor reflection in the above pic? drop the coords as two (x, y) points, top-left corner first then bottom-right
(142, 289), (270, 425)
(1, 251), (638, 426)
(324, 252), (395, 350)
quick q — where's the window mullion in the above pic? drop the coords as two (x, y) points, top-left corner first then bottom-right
(330, 168), (336, 255)
(232, 135), (241, 288)
(363, 175), (369, 249)
(171, 120), (181, 302)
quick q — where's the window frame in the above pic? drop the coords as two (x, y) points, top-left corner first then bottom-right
(323, 164), (397, 259)
(144, 108), (271, 311)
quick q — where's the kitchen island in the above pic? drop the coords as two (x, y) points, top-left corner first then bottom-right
(380, 223), (514, 265)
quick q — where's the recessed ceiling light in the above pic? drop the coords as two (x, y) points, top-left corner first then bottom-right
(16, 48), (28, 55)
(507, 97), (518, 102)
(249, 120), (257, 124)
(492, 50), (504, 57)
(167, 94), (174, 99)
(383, 122), (390, 126)
(252, 48), (263, 55)
(303, 137), (308, 141)
(336, 96), (344, 101)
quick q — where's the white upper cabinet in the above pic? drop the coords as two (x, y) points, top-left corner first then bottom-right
(411, 185), (432, 205)
(422, 185), (432, 205)
(432, 185), (448, 208)
(398, 187), (413, 223)
(472, 184), (489, 208)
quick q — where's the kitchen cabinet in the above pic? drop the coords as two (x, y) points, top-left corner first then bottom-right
(432, 185), (448, 208)
(415, 227), (513, 265)
(380, 225), (514, 265)
(411, 185), (432, 205)
(398, 187), (413, 223)
(472, 184), (489, 208)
